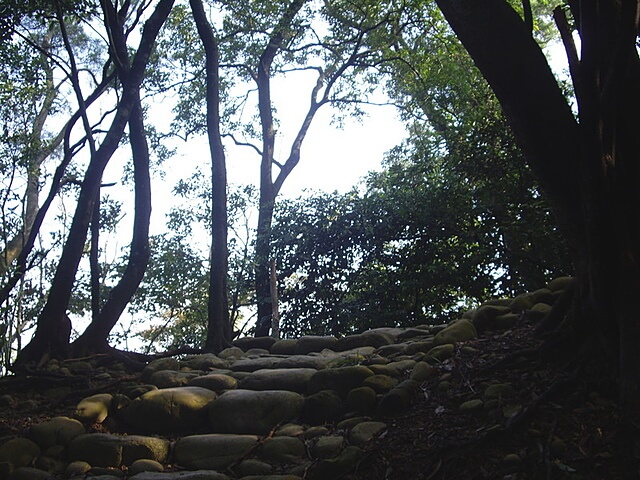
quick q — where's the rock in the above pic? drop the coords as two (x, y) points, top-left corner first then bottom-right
(218, 347), (245, 359)
(30, 416), (85, 448)
(301, 390), (345, 425)
(209, 390), (304, 434)
(484, 298), (513, 308)
(0, 438), (40, 471)
(502, 453), (522, 471)
(527, 302), (552, 322)
(346, 386), (377, 415)
(234, 459), (274, 476)
(67, 360), (94, 374)
(129, 459), (164, 475)
(239, 476), (301, 480)
(382, 359), (417, 375)
(307, 365), (374, 397)
(484, 383), (516, 400)
(149, 370), (200, 389)
(472, 305), (512, 334)
(229, 357), (279, 373)
(405, 340), (435, 355)
(375, 344), (408, 357)
(34, 453), (65, 473)
(397, 328), (433, 341)
(75, 393), (113, 424)
(425, 344), (455, 363)
(258, 437), (306, 463)
(295, 336), (338, 354)
(173, 434), (258, 470)
(181, 354), (229, 370)
(511, 293), (534, 313)
(312, 435), (344, 458)
(244, 348), (271, 357)
(276, 355), (329, 370)
(377, 388), (412, 417)
(458, 399), (484, 414)
(335, 331), (395, 351)
(239, 368), (317, 393)
(7, 467), (51, 480)
(530, 288), (556, 305)
(275, 424), (305, 437)
(492, 313), (519, 331)
(410, 362), (437, 382)
(232, 336), (278, 352)
(270, 339), (298, 355)
(67, 433), (170, 467)
(309, 446), (363, 480)
(189, 373), (238, 392)
(141, 358), (180, 382)
(130, 471), (230, 479)
(547, 276), (573, 292)
(124, 387), (217, 434)
(122, 384), (158, 399)
(362, 374), (398, 393)
(304, 426), (330, 439)
(433, 320), (477, 346)
(65, 461), (92, 476)
(349, 421), (386, 445)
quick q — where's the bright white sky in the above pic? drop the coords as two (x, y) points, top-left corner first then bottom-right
(137, 70), (408, 236)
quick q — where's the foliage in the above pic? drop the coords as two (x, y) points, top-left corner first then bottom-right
(130, 181), (257, 351)
(269, 0), (571, 337)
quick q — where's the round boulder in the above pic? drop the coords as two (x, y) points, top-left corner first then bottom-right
(239, 368), (317, 393)
(307, 365), (374, 397)
(124, 387), (217, 434)
(209, 390), (304, 435)
(30, 416), (85, 449)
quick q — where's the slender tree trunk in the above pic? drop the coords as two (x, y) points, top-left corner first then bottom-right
(0, 26), (59, 277)
(254, 188), (276, 337)
(190, 0), (232, 353)
(71, 91), (152, 356)
(89, 193), (101, 322)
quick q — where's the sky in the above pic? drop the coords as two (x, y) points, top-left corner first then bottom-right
(137, 69), (409, 236)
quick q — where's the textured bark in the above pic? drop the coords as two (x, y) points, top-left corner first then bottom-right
(190, 0), (232, 353)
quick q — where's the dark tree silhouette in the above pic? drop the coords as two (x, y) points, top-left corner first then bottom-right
(435, 0), (640, 416)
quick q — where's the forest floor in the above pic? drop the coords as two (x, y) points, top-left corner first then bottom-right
(1, 316), (639, 479)
(347, 317), (640, 480)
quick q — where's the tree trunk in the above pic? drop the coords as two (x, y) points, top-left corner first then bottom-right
(190, 0), (232, 353)
(434, 0), (640, 415)
(0, 25), (60, 277)
(71, 90), (152, 356)
(15, 0), (175, 366)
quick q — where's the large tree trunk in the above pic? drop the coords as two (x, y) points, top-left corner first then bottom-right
(434, 0), (640, 414)
(15, 0), (175, 366)
(190, 0), (232, 353)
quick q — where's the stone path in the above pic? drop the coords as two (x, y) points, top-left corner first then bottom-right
(0, 277), (571, 480)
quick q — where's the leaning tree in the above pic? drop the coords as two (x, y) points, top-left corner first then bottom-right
(435, 0), (640, 416)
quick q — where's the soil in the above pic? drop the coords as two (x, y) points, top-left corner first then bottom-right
(1, 316), (639, 480)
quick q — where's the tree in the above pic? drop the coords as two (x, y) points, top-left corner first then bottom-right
(189, 0), (231, 353)
(15, 0), (175, 366)
(434, 0), (640, 416)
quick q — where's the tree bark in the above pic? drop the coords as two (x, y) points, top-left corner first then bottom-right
(71, 89), (152, 356)
(190, 0), (232, 353)
(434, 0), (640, 415)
